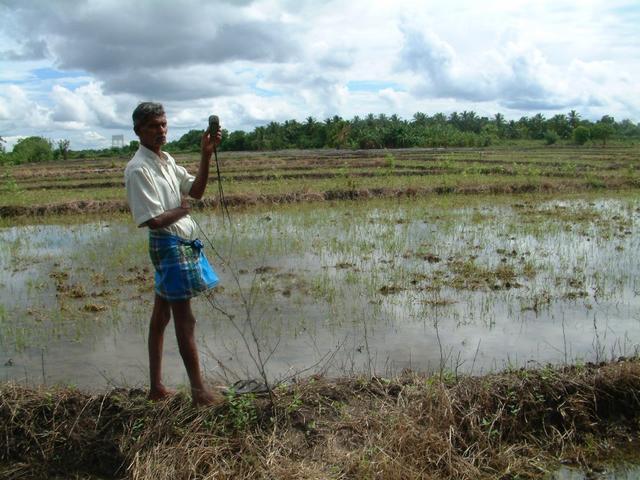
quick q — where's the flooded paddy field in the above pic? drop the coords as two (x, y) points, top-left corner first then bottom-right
(1, 191), (639, 389)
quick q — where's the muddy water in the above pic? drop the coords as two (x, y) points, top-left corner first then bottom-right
(1, 194), (639, 389)
(549, 465), (640, 479)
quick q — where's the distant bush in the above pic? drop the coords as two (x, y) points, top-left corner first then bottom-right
(544, 130), (559, 145)
(573, 126), (590, 145)
(10, 136), (53, 164)
(221, 130), (247, 151)
(590, 123), (615, 146)
(416, 125), (490, 148)
(165, 129), (203, 153)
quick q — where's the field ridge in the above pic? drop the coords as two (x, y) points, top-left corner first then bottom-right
(2, 358), (640, 479)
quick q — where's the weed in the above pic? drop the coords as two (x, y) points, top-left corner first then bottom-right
(585, 174), (606, 189)
(284, 390), (303, 414)
(1, 172), (20, 193)
(226, 391), (258, 430)
(384, 152), (397, 170)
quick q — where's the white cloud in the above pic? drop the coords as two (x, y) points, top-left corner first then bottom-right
(0, 0), (638, 149)
(1, 135), (26, 151)
(50, 82), (129, 129)
(51, 85), (92, 123)
(398, 25), (568, 109)
(83, 130), (108, 145)
(0, 84), (52, 129)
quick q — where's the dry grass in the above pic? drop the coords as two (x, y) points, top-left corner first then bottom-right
(2, 359), (640, 479)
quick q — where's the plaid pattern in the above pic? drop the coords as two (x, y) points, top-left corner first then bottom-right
(149, 231), (219, 301)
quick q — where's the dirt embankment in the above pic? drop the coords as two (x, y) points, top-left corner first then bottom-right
(2, 358), (640, 479)
(3, 177), (640, 219)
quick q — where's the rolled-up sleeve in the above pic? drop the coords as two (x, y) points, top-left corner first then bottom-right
(125, 168), (165, 227)
(175, 164), (196, 196)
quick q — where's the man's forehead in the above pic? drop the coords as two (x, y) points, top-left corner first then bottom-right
(143, 115), (167, 125)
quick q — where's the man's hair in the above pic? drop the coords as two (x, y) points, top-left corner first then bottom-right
(132, 102), (165, 133)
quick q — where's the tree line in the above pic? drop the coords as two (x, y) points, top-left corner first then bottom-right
(166, 111), (636, 153)
(1, 111), (639, 164)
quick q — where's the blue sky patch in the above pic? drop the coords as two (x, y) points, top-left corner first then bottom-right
(31, 68), (87, 80)
(611, 2), (640, 16)
(347, 81), (403, 92)
(251, 83), (279, 97)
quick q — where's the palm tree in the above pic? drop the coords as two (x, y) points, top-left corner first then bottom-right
(449, 111), (461, 129)
(550, 114), (570, 139)
(493, 113), (506, 139)
(568, 110), (580, 130)
(460, 110), (480, 133)
(432, 113), (447, 125)
(527, 113), (546, 140)
(413, 112), (428, 126)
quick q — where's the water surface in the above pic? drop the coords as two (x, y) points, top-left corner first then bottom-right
(1, 194), (639, 389)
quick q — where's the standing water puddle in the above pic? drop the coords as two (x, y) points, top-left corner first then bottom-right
(1, 194), (639, 389)
(549, 465), (640, 479)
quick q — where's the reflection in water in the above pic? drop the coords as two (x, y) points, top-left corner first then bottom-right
(0, 195), (639, 389)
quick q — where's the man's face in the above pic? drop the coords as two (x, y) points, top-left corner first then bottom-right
(137, 114), (167, 150)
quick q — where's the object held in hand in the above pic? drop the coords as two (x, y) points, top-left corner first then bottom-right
(208, 115), (220, 135)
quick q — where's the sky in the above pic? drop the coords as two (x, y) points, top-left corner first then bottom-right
(0, 0), (639, 150)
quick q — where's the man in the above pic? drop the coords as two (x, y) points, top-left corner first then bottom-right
(124, 102), (222, 406)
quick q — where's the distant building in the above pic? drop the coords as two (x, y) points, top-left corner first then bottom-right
(112, 135), (124, 148)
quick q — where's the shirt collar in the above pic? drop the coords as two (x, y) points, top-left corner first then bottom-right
(138, 144), (169, 167)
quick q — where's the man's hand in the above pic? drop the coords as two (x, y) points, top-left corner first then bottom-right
(201, 127), (222, 158)
(180, 197), (191, 211)
(191, 123), (221, 199)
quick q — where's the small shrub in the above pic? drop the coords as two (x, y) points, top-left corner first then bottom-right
(573, 126), (590, 145)
(591, 123), (615, 146)
(385, 153), (396, 169)
(544, 130), (559, 145)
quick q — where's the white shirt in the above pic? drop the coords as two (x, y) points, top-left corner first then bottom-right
(124, 145), (197, 240)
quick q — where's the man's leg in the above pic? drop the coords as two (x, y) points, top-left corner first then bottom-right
(171, 299), (220, 406)
(148, 294), (174, 400)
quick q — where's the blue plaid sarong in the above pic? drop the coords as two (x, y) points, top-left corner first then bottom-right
(148, 231), (219, 301)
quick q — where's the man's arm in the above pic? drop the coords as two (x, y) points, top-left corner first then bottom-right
(189, 128), (222, 200)
(143, 199), (190, 229)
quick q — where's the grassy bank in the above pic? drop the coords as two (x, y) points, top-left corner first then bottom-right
(2, 358), (640, 479)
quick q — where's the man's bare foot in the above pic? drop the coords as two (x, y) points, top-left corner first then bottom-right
(148, 385), (176, 401)
(192, 388), (224, 407)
